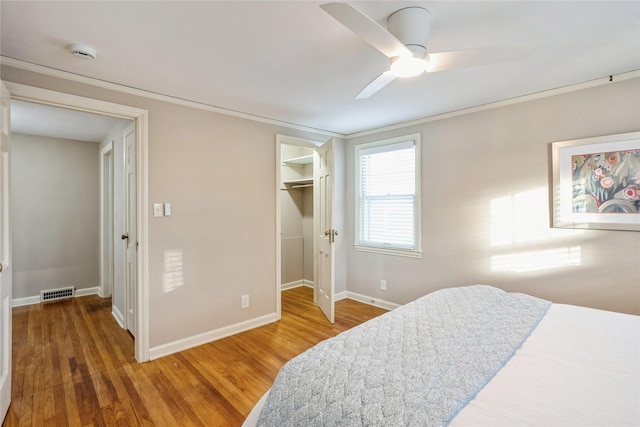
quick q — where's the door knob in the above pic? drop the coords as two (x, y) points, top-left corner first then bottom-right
(324, 229), (339, 243)
(121, 233), (129, 240)
(0, 263), (3, 273)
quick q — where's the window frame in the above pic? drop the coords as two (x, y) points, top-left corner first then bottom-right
(354, 133), (422, 258)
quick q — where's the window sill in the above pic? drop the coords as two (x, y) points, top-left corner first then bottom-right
(353, 244), (422, 259)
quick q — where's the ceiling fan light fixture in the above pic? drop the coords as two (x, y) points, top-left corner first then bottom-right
(390, 55), (427, 78)
(424, 53), (435, 72)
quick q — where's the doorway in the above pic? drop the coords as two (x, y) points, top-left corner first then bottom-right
(280, 141), (315, 295)
(12, 100), (132, 332)
(5, 81), (150, 362)
(276, 135), (336, 324)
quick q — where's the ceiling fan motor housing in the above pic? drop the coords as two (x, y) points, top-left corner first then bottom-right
(387, 7), (431, 58)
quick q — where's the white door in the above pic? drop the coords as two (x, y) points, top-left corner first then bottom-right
(314, 138), (335, 323)
(0, 83), (12, 421)
(123, 123), (137, 336)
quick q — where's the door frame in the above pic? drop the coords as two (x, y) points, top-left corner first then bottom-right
(275, 134), (326, 319)
(0, 82), (12, 422)
(6, 82), (150, 362)
(99, 141), (114, 299)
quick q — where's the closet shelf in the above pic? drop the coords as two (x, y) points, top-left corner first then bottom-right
(283, 154), (313, 165)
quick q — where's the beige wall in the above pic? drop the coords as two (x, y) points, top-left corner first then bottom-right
(12, 133), (99, 299)
(346, 77), (640, 315)
(147, 103), (278, 339)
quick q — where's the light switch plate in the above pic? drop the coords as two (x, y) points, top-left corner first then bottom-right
(164, 203), (171, 216)
(153, 203), (163, 217)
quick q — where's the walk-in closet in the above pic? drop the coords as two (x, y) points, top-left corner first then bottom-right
(280, 143), (314, 295)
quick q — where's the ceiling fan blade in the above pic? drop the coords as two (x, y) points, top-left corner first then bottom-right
(355, 70), (397, 99)
(321, 3), (411, 58)
(427, 46), (535, 73)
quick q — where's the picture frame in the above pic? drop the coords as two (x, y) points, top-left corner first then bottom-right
(550, 131), (640, 231)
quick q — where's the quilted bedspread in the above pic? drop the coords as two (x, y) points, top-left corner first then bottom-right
(256, 285), (551, 426)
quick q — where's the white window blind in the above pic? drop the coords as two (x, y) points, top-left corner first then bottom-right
(355, 135), (421, 257)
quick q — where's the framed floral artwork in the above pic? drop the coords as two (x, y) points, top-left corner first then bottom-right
(551, 131), (640, 231)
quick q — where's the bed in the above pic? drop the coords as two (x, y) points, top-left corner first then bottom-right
(243, 285), (639, 426)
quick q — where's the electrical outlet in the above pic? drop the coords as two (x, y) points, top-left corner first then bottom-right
(153, 203), (163, 217)
(380, 280), (387, 291)
(241, 294), (249, 308)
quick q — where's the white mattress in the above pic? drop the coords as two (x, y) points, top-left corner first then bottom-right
(244, 303), (640, 426)
(450, 303), (640, 426)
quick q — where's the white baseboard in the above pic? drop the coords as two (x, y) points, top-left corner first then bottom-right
(281, 280), (304, 291)
(281, 279), (314, 291)
(11, 295), (40, 307)
(142, 290), (396, 360)
(76, 286), (100, 297)
(112, 305), (125, 328)
(148, 312), (280, 361)
(335, 290), (347, 301)
(344, 291), (400, 311)
(11, 285), (101, 307)
(284, 288), (398, 310)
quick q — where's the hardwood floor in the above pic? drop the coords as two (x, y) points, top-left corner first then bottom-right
(4, 287), (387, 426)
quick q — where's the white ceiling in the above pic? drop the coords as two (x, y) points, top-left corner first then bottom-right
(11, 100), (130, 142)
(1, 1), (639, 136)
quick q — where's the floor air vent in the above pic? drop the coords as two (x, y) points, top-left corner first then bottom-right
(41, 286), (75, 303)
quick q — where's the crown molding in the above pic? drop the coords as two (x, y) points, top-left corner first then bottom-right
(348, 70), (640, 139)
(3, 56), (638, 140)
(0, 56), (342, 138)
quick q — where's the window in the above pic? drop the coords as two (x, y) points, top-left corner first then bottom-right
(354, 133), (421, 258)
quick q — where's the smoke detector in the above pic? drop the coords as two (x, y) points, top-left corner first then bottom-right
(69, 44), (96, 60)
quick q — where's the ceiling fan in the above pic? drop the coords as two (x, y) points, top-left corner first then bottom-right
(321, 2), (523, 99)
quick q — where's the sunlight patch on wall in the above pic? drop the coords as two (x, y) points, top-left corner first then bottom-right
(163, 249), (184, 293)
(490, 188), (583, 247)
(491, 246), (582, 273)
